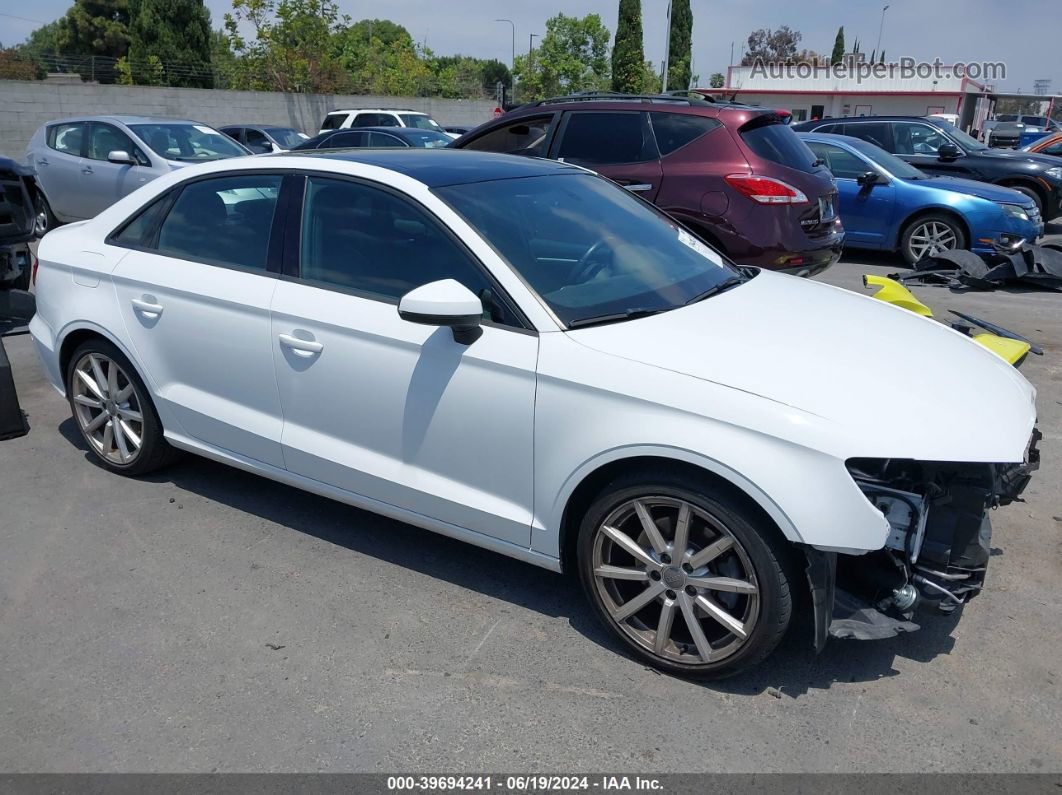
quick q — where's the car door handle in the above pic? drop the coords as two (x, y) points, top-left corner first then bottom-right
(130, 297), (164, 317)
(621, 183), (654, 192)
(81, 166), (94, 175)
(37, 158), (49, 166)
(278, 333), (323, 356)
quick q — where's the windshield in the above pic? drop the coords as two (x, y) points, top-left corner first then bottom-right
(934, 120), (986, 151)
(131, 123), (247, 161)
(264, 127), (310, 148)
(1023, 116), (1049, 127)
(435, 174), (743, 328)
(400, 114), (443, 131)
(847, 138), (927, 179)
(405, 130), (453, 148)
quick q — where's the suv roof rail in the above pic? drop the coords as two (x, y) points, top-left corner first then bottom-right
(530, 91), (714, 107)
(328, 108), (420, 113)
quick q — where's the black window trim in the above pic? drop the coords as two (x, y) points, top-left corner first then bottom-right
(457, 111), (560, 157)
(646, 111), (723, 158)
(283, 171), (536, 335)
(104, 168), (291, 277)
(549, 109), (660, 165)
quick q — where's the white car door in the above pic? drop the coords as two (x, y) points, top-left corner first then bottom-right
(109, 172), (287, 467)
(269, 175), (538, 545)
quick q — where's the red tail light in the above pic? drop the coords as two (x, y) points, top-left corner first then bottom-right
(31, 252), (38, 287)
(724, 174), (808, 205)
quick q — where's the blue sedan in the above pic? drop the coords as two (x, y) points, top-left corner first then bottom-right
(799, 133), (1043, 264)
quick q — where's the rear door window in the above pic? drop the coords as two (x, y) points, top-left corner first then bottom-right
(805, 142), (868, 179)
(649, 113), (721, 156)
(739, 117), (818, 172)
(840, 122), (891, 150)
(48, 122), (85, 156)
(555, 112), (656, 166)
(462, 114), (555, 157)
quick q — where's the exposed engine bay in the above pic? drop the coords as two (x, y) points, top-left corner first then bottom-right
(805, 429), (1041, 648)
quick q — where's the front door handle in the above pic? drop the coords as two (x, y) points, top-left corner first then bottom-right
(81, 166), (94, 175)
(37, 158), (49, 167)
(278, 333), (324, 357)
(621, 182), (654, 192)
(131, 297), (164, 318)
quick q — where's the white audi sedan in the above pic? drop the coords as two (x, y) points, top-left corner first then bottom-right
(29, 149), (1039, 677)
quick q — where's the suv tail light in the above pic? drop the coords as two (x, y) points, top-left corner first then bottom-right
(724, 174), (808, 204)
(31, 252), (38, 287)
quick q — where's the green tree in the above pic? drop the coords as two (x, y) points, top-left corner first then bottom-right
(611, 0), (644, 92)
(343, 19), (412, 49)
(127, 0), (213, 87)
(741, 26), (801, 65)
(514, 13), (610, 101)
(21, 21), (63, 59)
(665, 0), (692, 91)
(709, 71), (724, 88)
(225, 0), (345, 93)
(830, 26), (844, 65)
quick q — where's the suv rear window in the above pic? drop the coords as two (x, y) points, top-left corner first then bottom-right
(649, 113), (721, 156)
(321, 113), (347, 130)
(739, 116), (818, 173)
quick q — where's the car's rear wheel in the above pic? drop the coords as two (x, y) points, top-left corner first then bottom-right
(901, 213), (966, 264)
(577, 470), (792, 678)
(66, 339), (178, 475)
(34, 193), (57, 237)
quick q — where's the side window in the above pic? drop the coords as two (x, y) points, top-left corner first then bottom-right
(649, 113), (721, 156)
(320, 114), (346, 130)
(48, 122), (85, 156)
(816, 122), (845, 135)
(110, 193), (172, 248)
(326, 132), (365, 148)
(806, 142), (869, 179)
(156, 174), (283, 270)
(87, 122), (147, 164)
(462, 115), (554, 156)
(369, 132), (405, 147)
(353, 113), (383, 127)
(556, 112), (655, 165)
(220, 127), (243, 142)
(892, 123), (945, 155)
(245, 128), (269, 146)
(377, 114), (400, 127)
(840, 122), (890, 150)
(298, 176), (513, 323)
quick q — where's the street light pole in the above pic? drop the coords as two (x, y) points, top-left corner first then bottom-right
(529, 33), (538, 75)
(661, 0), (673, 91)
(875, 5), (890, 59)
(495, 18), (515, 103)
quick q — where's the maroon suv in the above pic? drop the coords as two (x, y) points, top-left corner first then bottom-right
(453, 93), (844, 275)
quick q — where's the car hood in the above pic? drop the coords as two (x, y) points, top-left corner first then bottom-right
(920, 175), (1033, 205)
(975, 147), (1062, 169)
(567, 270), (1036, 462)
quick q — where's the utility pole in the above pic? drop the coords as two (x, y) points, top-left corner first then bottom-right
(661, 0), (673, 91)
(875, 5), (890, 58)
(529, 33), (538, 76)
(495, 19), (516, 102)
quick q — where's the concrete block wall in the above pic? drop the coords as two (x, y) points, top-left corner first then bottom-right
(0, 80), (499, 160)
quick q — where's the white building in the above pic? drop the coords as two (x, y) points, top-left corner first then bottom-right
(709, 62), (994, 134)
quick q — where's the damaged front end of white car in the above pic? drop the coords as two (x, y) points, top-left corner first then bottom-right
(807, 435), (1041, 647)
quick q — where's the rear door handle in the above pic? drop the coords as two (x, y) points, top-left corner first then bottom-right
(131, 297), (164, 317)
(81, 166), (94, 175)
(278, 333), (324, 357)
(621, 183), (654, 192)
(37, 158), (49, 166)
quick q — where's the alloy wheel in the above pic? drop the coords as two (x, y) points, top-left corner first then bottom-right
(71, 352), (144, 465)
(590, 496), (760, 665)
(908, 220), (958, 260)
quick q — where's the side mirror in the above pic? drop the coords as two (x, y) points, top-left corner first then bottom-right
(938, 142), (961, 161)
(107, 150), (135, 165)
(857, 171), (884, 187)
(398, 279), (483, 344)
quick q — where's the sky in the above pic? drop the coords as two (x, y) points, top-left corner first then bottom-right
(0, 0), (1057, 93)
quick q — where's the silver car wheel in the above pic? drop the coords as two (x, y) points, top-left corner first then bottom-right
(71, 352), (144, 465)
(908, 220), (958, 261)
(591, 496), (760, 665)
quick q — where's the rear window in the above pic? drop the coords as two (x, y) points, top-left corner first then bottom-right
(995, 115), (1017, 122)
(1024, 117), (1049, 127)
(739, 116), (818, 173)
(649, 113), (721, 156)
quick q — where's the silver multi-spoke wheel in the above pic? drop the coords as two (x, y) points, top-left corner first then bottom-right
(591, 496), (760, 665)
(71, 352), (144, 465)
(907, 220), (958, 260)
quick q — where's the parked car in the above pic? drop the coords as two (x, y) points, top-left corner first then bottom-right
(1021, 131), (1062, 158)
(26, 115), (249, 229)
(793, 115), (1062, 218)
(29, 148), (1038, 677)
(318, 108), (456, 138)
(454, 93), (844, 275)
(219, 125), (310, 153)
(799, 132), (1042, 263)
(0, 156), (42, 289)
(444, 125), (474, 136)
(291, 127), (453, 151)
(986, 115), (1060, 148)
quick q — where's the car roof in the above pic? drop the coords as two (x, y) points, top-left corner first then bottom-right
(326, 108), (424, 115)
(281, 148), (586, 186)
(44, 114), (209, 126)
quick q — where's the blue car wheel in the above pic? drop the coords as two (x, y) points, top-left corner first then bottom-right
(901, 213), (967, 265)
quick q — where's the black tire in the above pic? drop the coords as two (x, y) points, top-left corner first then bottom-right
(1004, 185), (1044, 217)
(35, 192), (58, 237)
(576, 468), (793, 678)
(65, 337), (179, 475)
(900, 212), (967, 265)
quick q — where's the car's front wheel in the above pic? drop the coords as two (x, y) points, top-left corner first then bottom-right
(901, 213), (966, 265)
(577, 470), (792, 678)
(66, 339), (178, 475)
